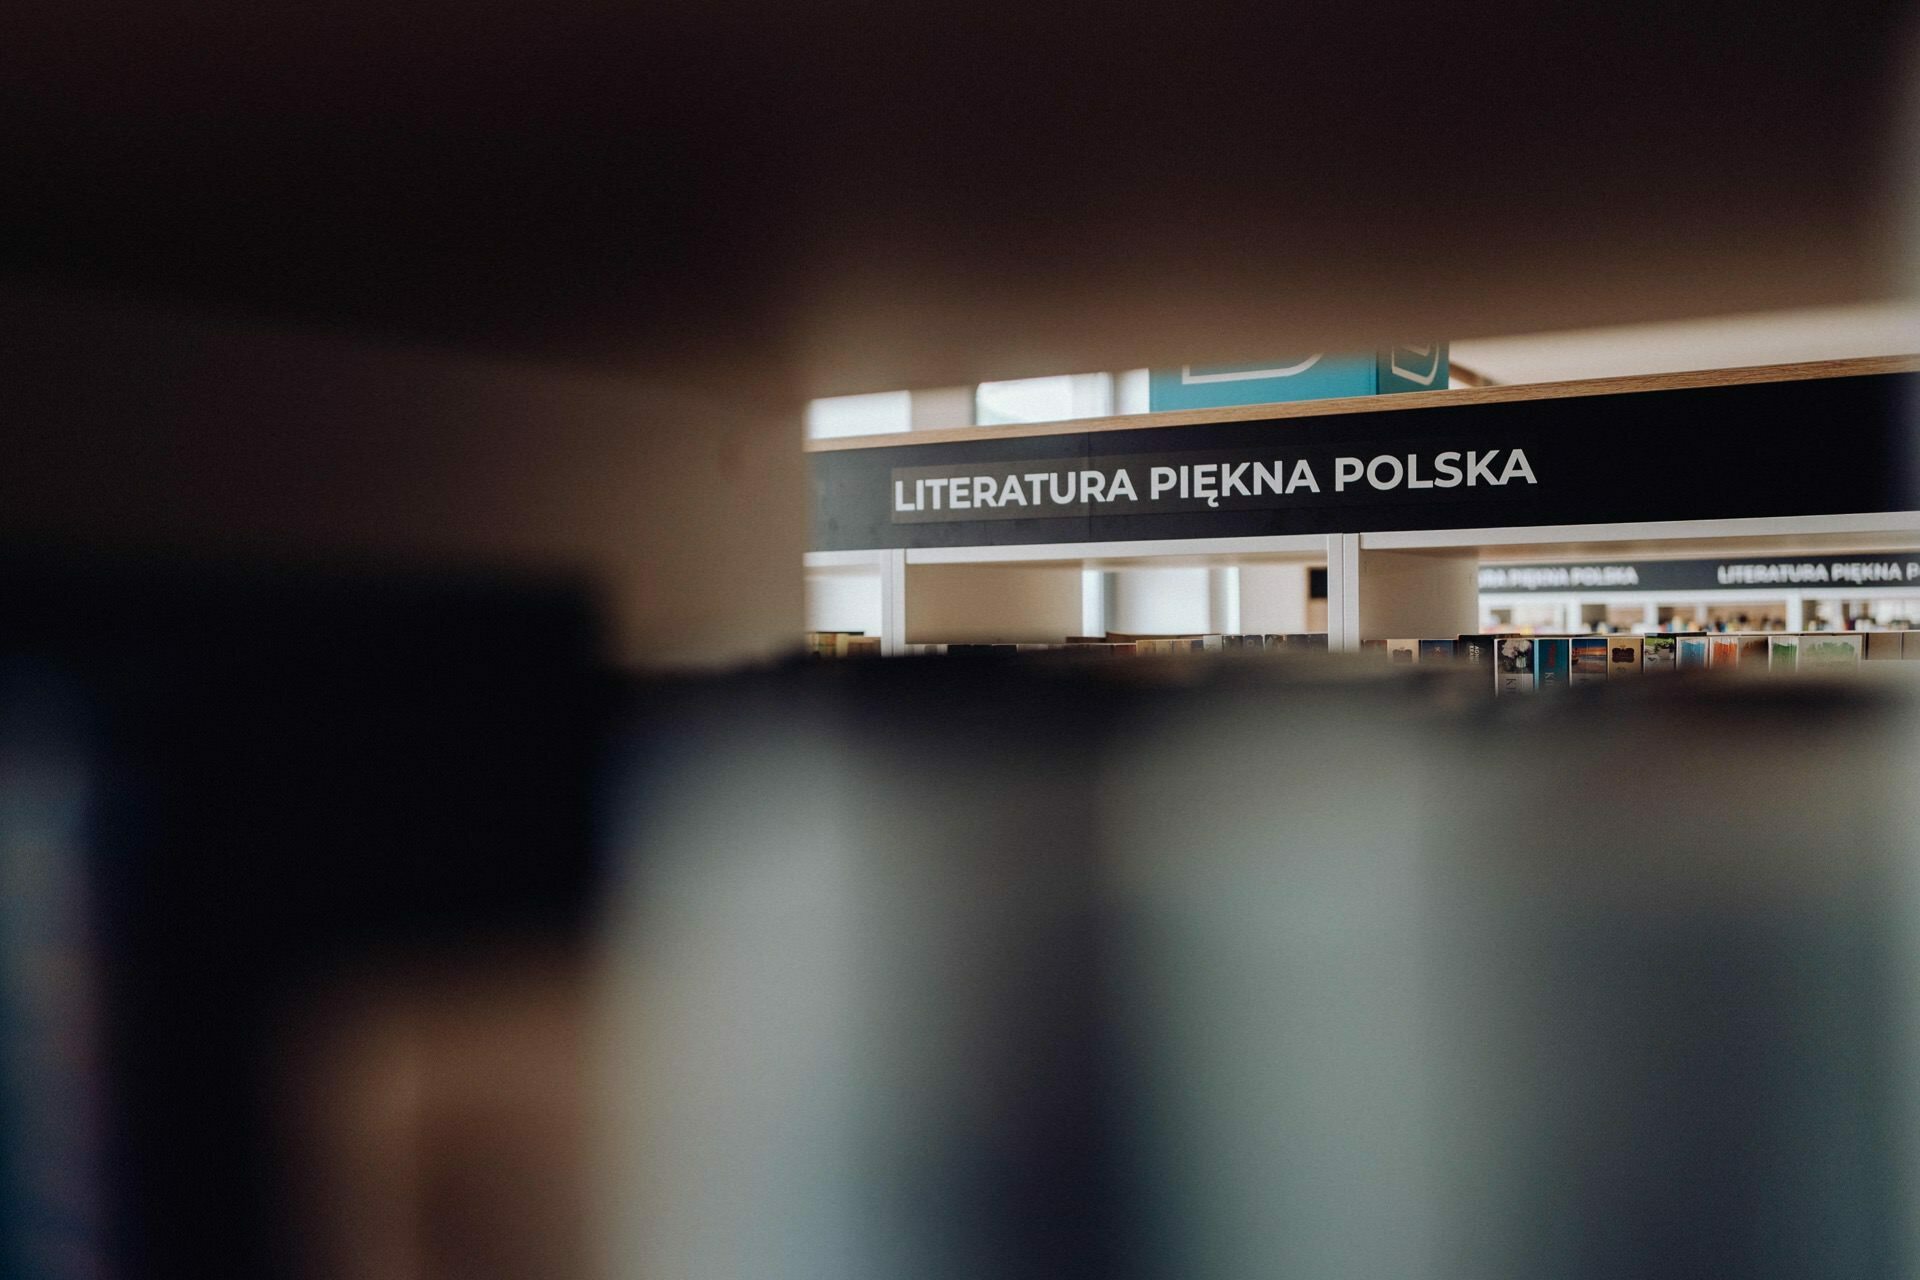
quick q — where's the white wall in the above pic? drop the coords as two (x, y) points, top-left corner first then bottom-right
(804, 570), (884, 637)
(1107, 566), (1215, 635)
(1238, 562), (1312, 634)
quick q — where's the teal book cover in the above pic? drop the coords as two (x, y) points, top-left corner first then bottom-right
(1535, 637), (1571, 690)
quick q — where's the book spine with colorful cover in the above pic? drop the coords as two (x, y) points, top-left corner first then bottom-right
(1386, 639), (1419, 665)
(1708, 635), (1741, 668)
(1419, 639), (1457, 663)
(1800, 633), (1863, 668)
(1676, 634), (1711, 671)
(1606, 635), (1642, 676)
(1569, 637), (1609, 686)
(1642, 634), (1678, 674)
(1534, 637), (1571, 691)
(1767, 634), (1798, 670)
(1496, 636), (1536, 694)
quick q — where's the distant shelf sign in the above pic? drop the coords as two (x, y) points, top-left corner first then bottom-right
(1480, 555), (1920, 593)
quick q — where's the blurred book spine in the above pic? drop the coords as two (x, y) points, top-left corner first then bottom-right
(0, 665), (111, 1280)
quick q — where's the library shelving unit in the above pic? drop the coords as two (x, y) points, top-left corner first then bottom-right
(1370, 513), (1920, 639)
(1469, 516), (1920, 634)
(805, 535), (1330, 654)
(806, 355), (1920, 651)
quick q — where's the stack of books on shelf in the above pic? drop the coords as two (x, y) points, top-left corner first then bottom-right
(804, 630), (883, 658)
(1373, 630), (1920, 691)
(902, 633), (1331, 657)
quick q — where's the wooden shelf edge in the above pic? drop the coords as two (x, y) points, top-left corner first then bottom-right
(803, 354), (1920, 454)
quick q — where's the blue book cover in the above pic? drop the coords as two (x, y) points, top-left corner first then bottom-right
(1676, 634), (1711, 670)
(1419, 639), (1456, 663)
(1534, 637), (1571, 690)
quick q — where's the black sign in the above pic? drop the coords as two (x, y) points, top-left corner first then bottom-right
(808, 371), (1920, 551)
(1480, 553), (1920, 593)
(887, 446), (1538, 523)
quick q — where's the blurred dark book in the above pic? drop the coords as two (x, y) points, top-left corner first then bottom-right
(0, 547), (607, 1280)
(1455, 635), (1498, 678)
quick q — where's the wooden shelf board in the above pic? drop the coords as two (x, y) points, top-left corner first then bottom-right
(804, 355), (1920, 454)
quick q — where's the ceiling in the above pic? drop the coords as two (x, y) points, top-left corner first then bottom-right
(1, 3), (1915, 388)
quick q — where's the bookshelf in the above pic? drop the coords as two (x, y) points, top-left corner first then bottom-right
(802, 549), (900, 654)
(1349, 513), (1920, 643)
(808, 535), (1331, 652)
(807, 357), (1920, 652)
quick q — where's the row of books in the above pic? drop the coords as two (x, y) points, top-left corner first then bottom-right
(903, 634), (1332, 656)
(804, 630), (882, 658)
(1381, 631), (1920, 692)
